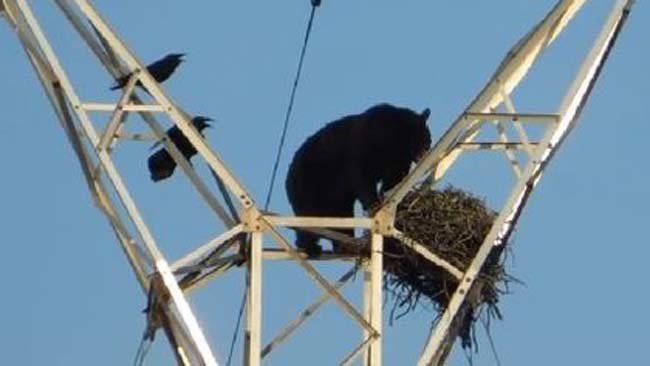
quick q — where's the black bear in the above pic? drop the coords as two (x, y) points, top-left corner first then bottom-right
(286, 103), (431, 256)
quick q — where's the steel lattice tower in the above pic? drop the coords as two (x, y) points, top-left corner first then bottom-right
(0, 0), (635, 365)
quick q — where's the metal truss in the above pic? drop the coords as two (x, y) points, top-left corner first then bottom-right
(0, 0), (635, 365)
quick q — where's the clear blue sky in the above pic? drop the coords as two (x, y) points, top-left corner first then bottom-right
(1, 1), (648, 365)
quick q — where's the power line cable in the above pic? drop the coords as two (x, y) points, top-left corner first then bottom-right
(263, 2), (319, 210)
(226, 4), (321, 365)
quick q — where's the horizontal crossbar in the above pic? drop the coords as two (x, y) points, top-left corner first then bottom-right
(457, 142), (540, 151)
(464, 112), (560, 123)
(264, 215), (373, 229)
(81, 102), (165, 112)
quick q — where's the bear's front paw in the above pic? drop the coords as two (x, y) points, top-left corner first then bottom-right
(365, 200), (383, 216)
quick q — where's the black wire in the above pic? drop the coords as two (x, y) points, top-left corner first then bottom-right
(133, 334), (152, 366)
(133, 339), (144, 366)
(226, 6), (320, 366)
(225, 288), (249, 366)
(263, 5), (318, 211)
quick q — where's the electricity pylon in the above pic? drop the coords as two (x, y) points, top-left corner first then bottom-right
(0, 0), (635, 365)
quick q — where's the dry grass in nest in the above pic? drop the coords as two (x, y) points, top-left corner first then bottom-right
(383, 186), (517, 350)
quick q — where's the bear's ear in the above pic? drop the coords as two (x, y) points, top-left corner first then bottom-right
(420, 108), (431, 122)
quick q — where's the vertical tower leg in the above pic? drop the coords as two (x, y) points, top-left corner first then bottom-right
(362, 260), (372, 366)
(416, 1), (635, 364)
(246, 232), (263, 366)
(363, 233), (383, 365)
(370, 234), (383, 365)
(5, 1), (220, 364)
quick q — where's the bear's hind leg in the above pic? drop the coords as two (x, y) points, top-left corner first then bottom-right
(328, 198), (357, 255)
(331, 228), (356, 254)
(295, 230), (323, 257)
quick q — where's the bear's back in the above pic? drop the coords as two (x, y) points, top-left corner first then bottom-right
(353, 104), (429, 161)
(287, 103), (429, 187)
(289, 113), (362, 170)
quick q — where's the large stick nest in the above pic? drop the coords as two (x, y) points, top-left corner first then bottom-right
(383, 186), (516, 350)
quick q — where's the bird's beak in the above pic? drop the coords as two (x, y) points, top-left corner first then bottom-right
(179, 53), (187, 61)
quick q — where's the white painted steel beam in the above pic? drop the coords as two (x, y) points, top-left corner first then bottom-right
(493, 119), (524, 178)
(97, 72), (139, 151)
(73, 0), (255, 210)
(497, 89), (537, 158)
(361, 235), (385, 365)
(342, 336), (375, 366)
(5, 8), (191, 360)
(261, 266), (359, 359)
(82, 102), (165, 112)
(262, 219), (377, 335)
(456, 142), (541, 151)
(463, 112), (560, 123)
(8, 1), (219, 364)
(178, 254), (243, 275)
(390, 230), (463, 281)
(264, 215), (373, 229)
(362, 258), (372, 366)
(418, 1), (635, 364)
(5, 0), (155, 291)
(53, 0), (238, 229)
(369, 234), (383, 365)
(382, 0), (587, 209)
(262, 211), (362, 247)
(245, 232), (263, 366)
(182, 260), (239, 295)
(53, 0), (120, 75)
(171, 224), (244, 272)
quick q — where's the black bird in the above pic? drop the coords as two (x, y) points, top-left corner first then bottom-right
(148, 116), (213, 182)
(111, 53), (186, 91)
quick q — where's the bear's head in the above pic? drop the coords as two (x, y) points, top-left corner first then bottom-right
(364, 103), (432, 162)
(408, 107), (432, 162)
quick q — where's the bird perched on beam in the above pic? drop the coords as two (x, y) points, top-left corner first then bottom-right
(111, 53), (186, 91)
(148, 116), (212, 182)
